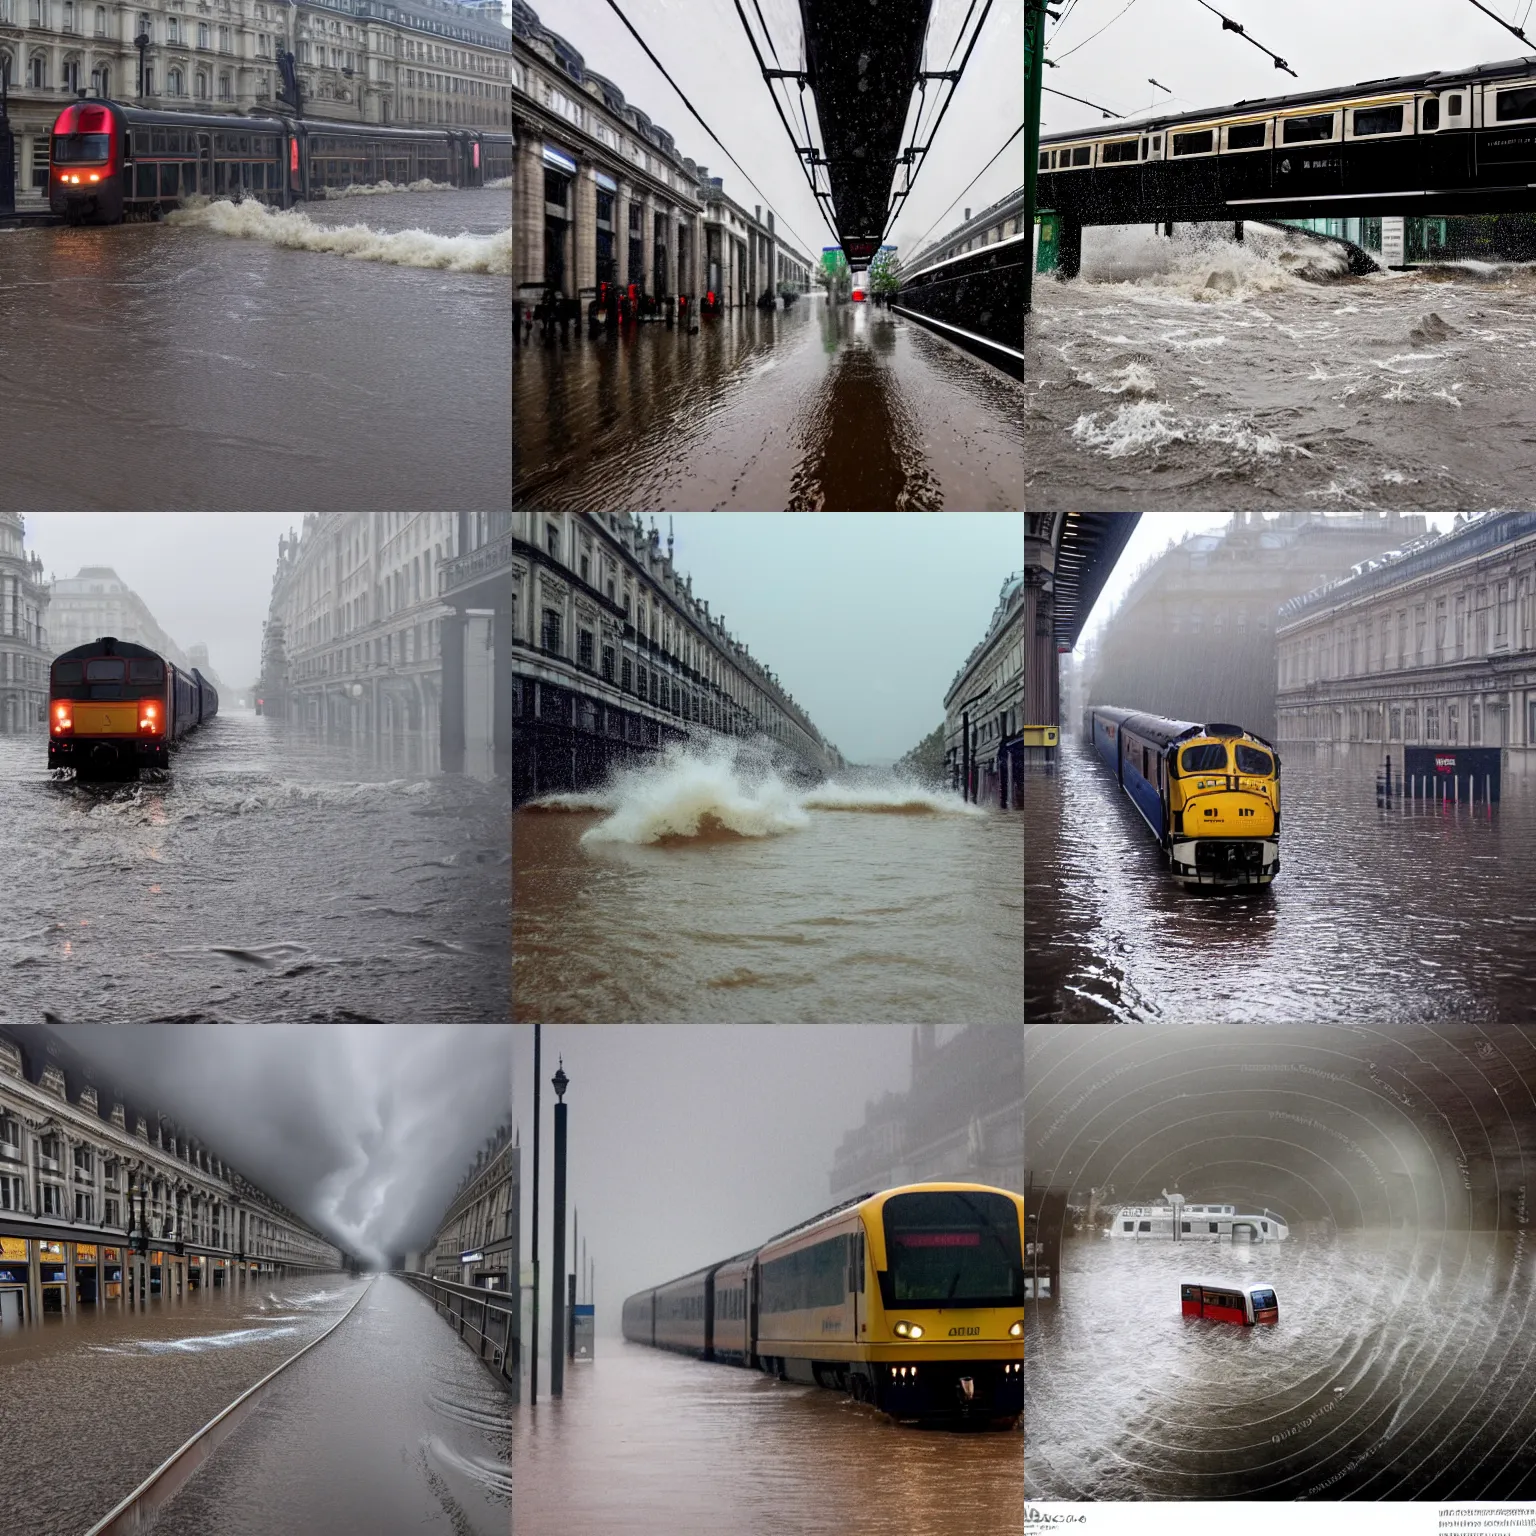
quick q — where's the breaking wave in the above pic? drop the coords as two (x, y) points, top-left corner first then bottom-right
(483, 176), (515, 189)
(315, 178), (457, 197)
(167, 197), (510, 273)
(544, 741), (986, 845)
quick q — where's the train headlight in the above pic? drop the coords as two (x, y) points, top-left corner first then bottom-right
(52, 703), (72, 735)
(1010, 1320), (1023, 1337)
(88, 174), (100, 183)
(139, 703), (160, 733)
(894, 1321), (923, 1339)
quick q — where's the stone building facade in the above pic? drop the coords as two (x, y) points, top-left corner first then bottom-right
(944, 571), (1024, 808)
(511, 511), (844, 805)
(0, 515), (50, 736)
(1275, 511), (1536, 757)
(0, 1025), (345, 1326)
(1090, 512), (1429, 744)
(906, 185), (1026, 269)
(428, 1122), (515, 1291)
(46, 564), (193, 670)
(2, 0), (514, 211)
(828, 1025), (1024, 1204)
(510, 1), (811, 305)
(261, 512), (510, 775)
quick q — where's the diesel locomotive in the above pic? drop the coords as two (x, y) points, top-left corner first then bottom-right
(621, 1182), (1024, 1427)
(1088, 706), (1281, 887)
(49, 636), (218, 780)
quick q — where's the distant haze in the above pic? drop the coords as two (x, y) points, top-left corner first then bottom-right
(664, 513), (1024, 765)
(23, 514), (299, 693)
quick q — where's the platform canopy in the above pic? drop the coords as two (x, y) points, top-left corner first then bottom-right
(1048, 513), (1142, 651)
(798, 0), (934, 264)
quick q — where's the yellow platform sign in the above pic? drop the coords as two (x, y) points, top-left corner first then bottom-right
(1024, 725), (1059, 747)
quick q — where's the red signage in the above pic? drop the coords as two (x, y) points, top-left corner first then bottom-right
(1435, 756), (1456, 771)
(897, 1232), (981, 1248)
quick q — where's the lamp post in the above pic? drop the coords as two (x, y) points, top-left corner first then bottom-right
(135, 28), (151, 100)
(531, 1023), (541, 1405)
(550, 1058), (569, 1398)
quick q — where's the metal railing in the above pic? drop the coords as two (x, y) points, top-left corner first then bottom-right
(397, 1272), (518, 1395)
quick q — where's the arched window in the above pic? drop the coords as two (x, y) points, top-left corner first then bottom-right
(167, 65), (183, 95)
(218, 68), (231, 99)
(91, 62), (108, 95)
(195, 68), (208, 97)
(29, 53), (45, 89)
(62, 56), (79, 91)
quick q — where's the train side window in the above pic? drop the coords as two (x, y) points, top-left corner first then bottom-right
(1071, 145), (1090, 166)
(134, 129), (149, 153)
(1101, 138), (1138, 163)
(1138, 1220), (1151, 1232)
(1226, 122), (1267, 150)
(159, 162), (178, 197)
(1142, 747), (1149, 779)
(1422, 98), (1440, 131)
(1171, 128), (1214, 156)
(1445, 92), (1464, 116)
(151, 128), (166, 153)
(1496, 85), (1536, 122)
(1039, 150), (1049, 170)
(1352, 103), (1404, 137)
(1282, 111), (1335, 144)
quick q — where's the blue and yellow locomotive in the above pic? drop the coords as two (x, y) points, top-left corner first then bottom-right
(1088, 706), (1281, 887)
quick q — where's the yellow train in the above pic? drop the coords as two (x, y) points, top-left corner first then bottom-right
(622, 1181), (1023, 1426)
(1088, 707), (1281, 887)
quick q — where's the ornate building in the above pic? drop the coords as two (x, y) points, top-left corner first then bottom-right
(0, 1025), (346, 1326)
(511, 511), (844, 804)
(1275, 511), (1536, 756)
(944, 570), (1024, 808)
(828, 1025), (1023, 1204)
(0, 515), (49, 736)
(46, 565), (193, 670)
(1090, 512), (1429, 743)
(261, 512), (509, 774)
(3, 0), (513, 211)
(426, 1121), (515, 1291)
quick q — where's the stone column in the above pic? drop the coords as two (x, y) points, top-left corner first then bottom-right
(636, 189), (652, 295)
(512, 122), (544, 291)
(493, 598), (511, 779)
(441, 610), (467, 775)
(574, 157), (597, 295)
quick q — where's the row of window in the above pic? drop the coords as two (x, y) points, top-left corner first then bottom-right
(1279, 699), (1536, 745)
(759, 1234), (856, 1314)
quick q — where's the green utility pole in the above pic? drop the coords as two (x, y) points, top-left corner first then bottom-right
(1023, 0), (1046, 315)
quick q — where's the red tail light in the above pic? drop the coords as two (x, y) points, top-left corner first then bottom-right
(52, 702), (73, 736)
(139, 701), (161, 734)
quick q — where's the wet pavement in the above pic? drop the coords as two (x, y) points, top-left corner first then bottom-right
(513, 1336), (1021, 1536)
(0, 708), (510, 1023)
(0, 1271), (363, 1536)
(513, 747), (1023, 1023)
(1025, 222), (1536, 509)
(155, 1275), (511, 1536)
(0, 189), (510, 511)
(1027, 740), (1536, 1023)
(514, 298), (1025, 511)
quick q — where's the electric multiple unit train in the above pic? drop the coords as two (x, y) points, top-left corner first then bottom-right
(1181, 1280), (1280, 1327)
(622, 1182), (1024, 1426)
(47, 99), (513, 224)
(49, 636), (218, 779)
(1088, 706), (1281, 887)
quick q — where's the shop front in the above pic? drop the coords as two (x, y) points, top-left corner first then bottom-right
(0, 1236), (27, 1325)
(38, 1241), (65, 1313)
(75, 1242), (98, 1305)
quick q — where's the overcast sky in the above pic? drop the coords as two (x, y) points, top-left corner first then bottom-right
(1078, 512), (1458, 648)
(514, 1024), (950, 1340)
(660, 512), (1023, 764)
(22, 514), (297, 694)
(531, 0), (1024, 264)
(57, 1024), (512, 1269)
(1044, 1), (1533, 136)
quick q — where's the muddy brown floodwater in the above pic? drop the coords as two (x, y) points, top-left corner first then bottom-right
(514, 1338), (1022, 1535)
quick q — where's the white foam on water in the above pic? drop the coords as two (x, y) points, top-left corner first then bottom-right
(167, 197), (510, 273)
(525, 789), (616, 811)
(105, 1323), (302, 1354)
(483, 176), (515, 189)
(1075, 362), (1158, 396)
(318, 178), (457, 198)
(1070, 401), (1307, 460)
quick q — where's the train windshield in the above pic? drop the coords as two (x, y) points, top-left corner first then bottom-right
(52, 660), (83, 685)
(128, 659), (165, 683)
(881, 1191), (1022, 1307)
(1250, 1289), (1277, 1311)
(85, 658), (125, 681)
(53, 134), (112, 164)
(1234, 745), (1273, 776)
(1180, 742), (1228, 774)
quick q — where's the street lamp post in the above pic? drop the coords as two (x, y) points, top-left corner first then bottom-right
(550, 1058), (569, 1398)
(135, 29), (151, 101)
(531, 1023), (541, 1405)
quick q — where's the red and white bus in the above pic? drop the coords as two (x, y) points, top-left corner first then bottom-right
(1180, 1280), (1278, 1326)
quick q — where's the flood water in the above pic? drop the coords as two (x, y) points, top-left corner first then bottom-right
(1026, 740), (1536, 1022)
(1026, 1230), (1536, 1500)
(513, 298), (1025, 511)
(514, 1337), (1021, 1535)
(0, 188), (510, 511)
(513, 747), (1023, 1023)
(0, 708), (510, 1023)
(0, 1271), (363, 1536)
(155, 1275), (511, 1536)
(1024, 222), (1536, 508)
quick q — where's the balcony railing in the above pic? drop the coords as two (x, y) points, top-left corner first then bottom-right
(440, 531), (513, 597)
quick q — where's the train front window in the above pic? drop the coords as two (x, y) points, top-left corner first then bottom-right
(52, 660), (83, 685)
(1235, 744), (1273, 776)
(53, 134), (111, 164)
(84, 659), (125, 681)
(1180, 743), (1228, 774)
(1251, 1290), (1277, 1310)
(880, 1191), (1022, 1307)
(128, 659), (165, 684)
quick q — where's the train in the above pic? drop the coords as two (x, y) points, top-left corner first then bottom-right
(1039, 56), (1536, 225)
(621, 1182), (1024, 1427)
(892, 235), (1026, 378)
(47, 99), (514, 224)
(1087, 706), (1281, 887)
(49, 636), (218, 779)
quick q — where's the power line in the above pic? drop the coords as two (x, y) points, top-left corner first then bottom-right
(1192, 0), (1296, 78)
(901, 121), (1025, 267)
(1048, 0), (1143, 66)
(1462, 0), (1530, 42)
(598, 0), (825, 260)
(1044, 85), (1123, 117)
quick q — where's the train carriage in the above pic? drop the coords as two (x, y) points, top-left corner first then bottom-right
(1088, 705), (1281, 887)
(48, 636), (217, 779)
(622, 1182), (1024, 1427)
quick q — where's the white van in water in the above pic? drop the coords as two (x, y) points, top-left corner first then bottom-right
(1109, 1198), (1288, 1243)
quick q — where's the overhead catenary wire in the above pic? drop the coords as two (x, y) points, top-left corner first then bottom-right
(901, 121), (1026, 268)
(1044, 85), (1123, 117)
(1462, 0), (1530, 42)
(1047, 0), (1143, 66)
(598, 0), (826, 261)
(1192, 0), (1297, 78)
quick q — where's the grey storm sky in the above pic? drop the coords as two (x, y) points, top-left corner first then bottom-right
(21, 514), (298, 692)
(532, 0), (1024, 263)
(55, 1025), (512, 1269)
(1078, 512), (1458, 648)
(663, 512), (1024, 765)
(1043, 0), (1531, 137)
(513, 1024), (951, 1337)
